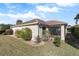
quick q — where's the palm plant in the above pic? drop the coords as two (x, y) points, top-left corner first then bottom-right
(74, 13), (79, 24)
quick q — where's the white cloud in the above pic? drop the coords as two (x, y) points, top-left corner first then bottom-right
(56, 3), (76, 7)
(38, 12), (46, 18)
(0, 11), (41, 19)
(0, 13), (4, 16)
(0, 21), (5, 24)
(5, 4), (16, 9)
(22, 11), (40, 18)
(7, 5), (16, 9)
(3, 4), (17, 13)
(36, 5), (60, 13)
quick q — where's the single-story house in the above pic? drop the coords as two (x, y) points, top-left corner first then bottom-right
(12, 18), (67, 41)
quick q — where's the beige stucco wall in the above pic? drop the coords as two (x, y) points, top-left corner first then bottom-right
(38, 26), (42, 39)
(12, 25), (39, 41)
(61, 25), (65, 40)
(12, 24), (66, 41)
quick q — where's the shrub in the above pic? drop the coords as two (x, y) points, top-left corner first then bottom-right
(71, 25), (79, 38)
(15, 28), (32, 41)
(0, 31), (5, 34)
(42, 34), (49, 41)
(53, 36), (61, 47)
(0, 24), (13, 34)
(15, 30), (22, 38)
(71, 26), (75, 35)
(21, 28), (32, 40)
(42, 30), (52, 41)
(0, 24), (10, 33)
(5, 29), (13, 35)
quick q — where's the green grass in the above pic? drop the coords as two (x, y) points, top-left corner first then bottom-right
(0, 35), (79, 56)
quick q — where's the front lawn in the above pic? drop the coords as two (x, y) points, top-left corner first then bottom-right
(0, 35), (79, 56)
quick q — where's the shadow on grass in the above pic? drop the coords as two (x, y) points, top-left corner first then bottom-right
(65, 33), (79, 49)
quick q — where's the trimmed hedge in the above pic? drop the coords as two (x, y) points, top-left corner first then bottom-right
(53, 36), (61, 47)
(15, 28), (32, 41)
(71, 25), (79, 38)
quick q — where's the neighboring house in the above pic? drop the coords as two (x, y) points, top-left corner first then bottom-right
(12, 19), (67, 41)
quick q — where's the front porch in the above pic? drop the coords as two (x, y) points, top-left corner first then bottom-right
(38, 24), (67, 41)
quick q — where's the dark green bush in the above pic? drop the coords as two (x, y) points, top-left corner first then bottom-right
(0, 24), (10, 34)
(53, 36), (61, 47)
(5, 29), (13, 35)
(71, 25), (79, 38)
(0, 24), (13, 34)
(15, 28), (32, 41)
(0, 31), (5, 34)
(71, 26), (75, 35)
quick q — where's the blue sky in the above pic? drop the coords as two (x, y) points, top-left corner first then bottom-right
(0, 3), (79, 25)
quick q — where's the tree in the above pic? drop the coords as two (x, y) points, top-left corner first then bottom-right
(0, 24), (11, 34)
(16, 19), (23, 25)
(74, 13), (79, 24)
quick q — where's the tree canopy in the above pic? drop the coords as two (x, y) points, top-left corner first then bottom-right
(74, 13), (79, 24)
(0, 24), (13, 34)
(74, 13), (79, 19)
(16, 19), (23, 25)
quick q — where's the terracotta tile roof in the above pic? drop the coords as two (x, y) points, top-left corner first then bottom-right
(21, 19), (67, 27)
(23, 18), (47, 25)
(46, 20), (67, 26)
